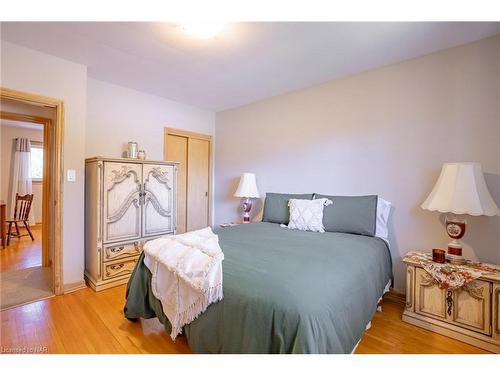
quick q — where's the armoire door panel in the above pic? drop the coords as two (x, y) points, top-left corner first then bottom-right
(165, 134), (187, 233)
(103, 162), (142, 243)
(143, 164), (174, 236)
(187, 138), (210, 231)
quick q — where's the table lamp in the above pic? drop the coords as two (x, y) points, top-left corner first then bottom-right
(234, 173), (260, 223)
(421, 162), (499, 264)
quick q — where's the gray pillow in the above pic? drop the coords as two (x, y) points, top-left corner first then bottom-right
(315, 194), (378, 236)
(262, 192), (314, 224)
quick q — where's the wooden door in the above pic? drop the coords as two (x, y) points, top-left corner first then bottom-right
(103, 162), (142, 243)
(415, 268), (448, 320)
(165, 134), (187, 233)
(142, 164), (175, 237)
(451, 280), (491, 335)
(187, 138), (210, 231)
(164, 128), (211, 233)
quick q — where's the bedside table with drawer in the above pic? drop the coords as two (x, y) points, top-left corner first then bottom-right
(403, 257), (500, 353)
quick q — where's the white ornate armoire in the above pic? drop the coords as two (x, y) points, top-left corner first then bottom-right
(85, 157), (178, 291)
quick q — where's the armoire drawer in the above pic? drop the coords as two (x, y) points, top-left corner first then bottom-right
(103, 257), (139, 280)
(104, 241), (142, 261)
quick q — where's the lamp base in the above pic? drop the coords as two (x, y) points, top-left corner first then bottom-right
(445, 218), (467, 264)
(242, 198), (252, 223)
(447, 242), (466, 265)
(446, 253), (467, 265)
(447, 239), (463, 255)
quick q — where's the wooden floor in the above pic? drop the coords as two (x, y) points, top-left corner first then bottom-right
(0, 284), (489, 354)
(356, 296), (488, 354)
(1, 225), (42, 272)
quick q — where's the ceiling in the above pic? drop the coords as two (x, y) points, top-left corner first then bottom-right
(1, 22), (499, 111)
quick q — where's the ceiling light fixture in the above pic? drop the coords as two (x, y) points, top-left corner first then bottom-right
(180, 22), (227, 39)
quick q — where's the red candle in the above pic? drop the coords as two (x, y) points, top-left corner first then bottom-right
(432, 248), (446, 263)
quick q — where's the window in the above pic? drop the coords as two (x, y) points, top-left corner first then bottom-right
(30, 143), (44, 181)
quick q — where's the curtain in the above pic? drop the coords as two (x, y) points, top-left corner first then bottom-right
(9, 138), (35, 224)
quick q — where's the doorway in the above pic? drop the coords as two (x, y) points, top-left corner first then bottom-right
(164, 127), (212, 233)
(0, 87), (64, 309)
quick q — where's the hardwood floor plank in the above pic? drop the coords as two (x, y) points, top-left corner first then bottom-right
(354, 300), (488, 354)
(0, 283), (491, 354)
(1, 226), (42, 272)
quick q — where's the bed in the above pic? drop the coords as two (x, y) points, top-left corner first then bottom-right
(124, 221), (392, 353)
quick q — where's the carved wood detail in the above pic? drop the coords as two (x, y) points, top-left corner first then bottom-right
(148, 167), (172, 188)
(406, 267), (413, 309)
(144, 193), (172, 218)
(104, 241), (141, 261)
(446, 290), (453, 316)
(419, 271), (437, 287)
(103, 259), (137, 280)
(463, 282), (485, 300)
(108, 166), (140, 189)
(107, 194), (140, 223)
(495, 286), (500, 336)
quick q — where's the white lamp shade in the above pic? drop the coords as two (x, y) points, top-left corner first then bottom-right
(234, 173), (260, 198)
(421, 162), (499, 216)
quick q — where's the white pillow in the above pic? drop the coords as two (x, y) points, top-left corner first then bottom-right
(376, 198), (391, 242)
(286, 198), (332, 233)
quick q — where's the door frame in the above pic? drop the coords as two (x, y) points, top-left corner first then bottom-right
(1, 87), (64, 295)
(163, 127), (213, 228)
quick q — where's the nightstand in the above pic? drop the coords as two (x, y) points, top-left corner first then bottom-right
(402, 255), (500, 353)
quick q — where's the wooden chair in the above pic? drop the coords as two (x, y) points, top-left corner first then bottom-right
(6, 193), (35, 245)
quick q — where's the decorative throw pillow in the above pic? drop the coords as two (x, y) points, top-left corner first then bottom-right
(285, 198), (332, 232)
(262, 192), (314, 224)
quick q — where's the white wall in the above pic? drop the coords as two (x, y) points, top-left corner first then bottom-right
(1, 41), (88, 287)
(1, 124), (44, 223)
(86, 78), (216, 223)
(86, 78), (215, 160)
(215, 35), (500, 293)
(1, 41), (217, 288)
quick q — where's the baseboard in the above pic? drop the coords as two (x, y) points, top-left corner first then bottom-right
(63, 280), (87, 294)
(384, 288), (406, 304)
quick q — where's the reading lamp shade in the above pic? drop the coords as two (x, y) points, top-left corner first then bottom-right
(234, 173), (260, 198)
(421, 162), (499, 216)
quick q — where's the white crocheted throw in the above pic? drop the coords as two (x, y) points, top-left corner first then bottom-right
(143, 227), (224, 340)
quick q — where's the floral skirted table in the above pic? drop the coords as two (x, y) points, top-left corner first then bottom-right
(403, 251), (500, 290)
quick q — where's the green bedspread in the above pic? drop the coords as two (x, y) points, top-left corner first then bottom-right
(124, 222), (392, 353)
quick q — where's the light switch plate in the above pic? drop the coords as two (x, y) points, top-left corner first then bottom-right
(67, 169), (76, 182)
